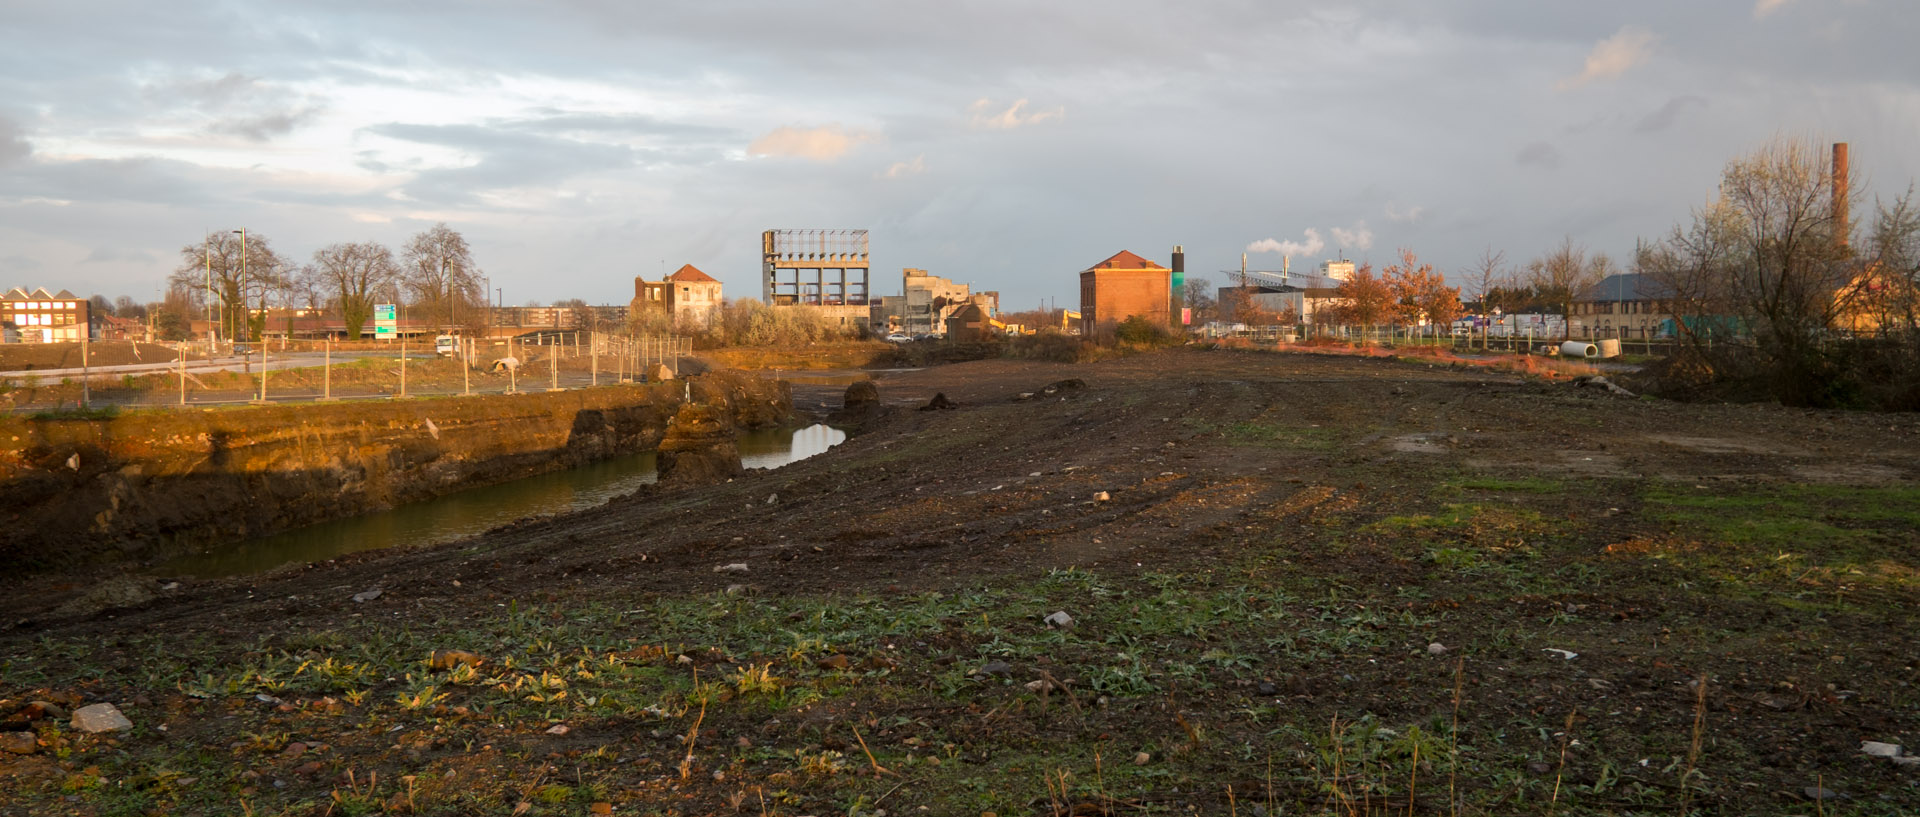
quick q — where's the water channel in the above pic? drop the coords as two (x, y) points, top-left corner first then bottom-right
(160, 424), (847, 579)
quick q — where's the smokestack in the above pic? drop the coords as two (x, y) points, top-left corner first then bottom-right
(1170, 245), (1185, 326)
(1833, 142), (1850, 251)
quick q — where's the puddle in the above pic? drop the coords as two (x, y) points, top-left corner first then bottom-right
(161, 424), (847, 578)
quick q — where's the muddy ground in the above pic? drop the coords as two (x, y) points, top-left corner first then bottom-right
(2, 347), (1918, 816)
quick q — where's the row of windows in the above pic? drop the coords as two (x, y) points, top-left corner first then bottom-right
(3, 301), (81, 310)
(1, 312), (79, 326)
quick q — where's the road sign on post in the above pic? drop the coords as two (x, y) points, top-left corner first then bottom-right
(374, 303), (397, 339)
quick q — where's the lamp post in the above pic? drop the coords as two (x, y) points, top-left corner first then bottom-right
(231, 229), (247, 346)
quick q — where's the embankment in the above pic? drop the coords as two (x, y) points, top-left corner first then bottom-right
(0, 370), (790, 570)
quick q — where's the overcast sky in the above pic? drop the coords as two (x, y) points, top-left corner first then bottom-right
(4, 0), (1918, 311)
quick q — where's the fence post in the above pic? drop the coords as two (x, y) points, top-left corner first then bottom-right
(323, 339), (333, 401)
(591, 332), (598, 386)
(178, 343), (186, 407)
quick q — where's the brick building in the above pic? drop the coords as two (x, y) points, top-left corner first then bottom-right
(2, 287), (92, 343)
(1078, 251), (1170, 330)
(632, 264), (724, 329)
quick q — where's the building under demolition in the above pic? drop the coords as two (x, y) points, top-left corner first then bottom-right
(762, 229), (871, 328)
(871, 268), (999, 336)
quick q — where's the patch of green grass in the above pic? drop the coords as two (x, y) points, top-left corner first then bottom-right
(1641, 481), (1920, 595)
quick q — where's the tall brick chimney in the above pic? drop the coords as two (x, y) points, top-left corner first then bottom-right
(1833, 142), (1850, 251)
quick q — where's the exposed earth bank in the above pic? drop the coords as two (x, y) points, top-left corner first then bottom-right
(0, 370), (789, 572)
(2, 348), (1917, 816)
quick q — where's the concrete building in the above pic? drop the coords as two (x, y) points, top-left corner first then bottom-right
(632, 264), (724, 329)
(1078, 250), (1171, 330)
(1220, 272), (1347, 325)
(870, 269), (999, 336)
(2, 287), (92, 343)
(763, 229), (870, 328)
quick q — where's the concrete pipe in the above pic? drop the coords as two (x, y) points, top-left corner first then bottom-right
(1560, 341), (1599, 358)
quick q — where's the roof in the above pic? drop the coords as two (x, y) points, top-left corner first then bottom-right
(1084, 250), (1168, 272)
(1580, 273), (1673, 302)
(665, 264), (718, 283)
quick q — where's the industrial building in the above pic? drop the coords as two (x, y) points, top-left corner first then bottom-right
(871, 268), (999, 336)
(632, 264), (723, 329)
(762, 229), (871, 328)
(1217, 256), (1353, 325)
(1078, 250), (1171, 330)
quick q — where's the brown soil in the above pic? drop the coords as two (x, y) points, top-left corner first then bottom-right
(3, 347), (1918, 815)
(0, 341), (188, 370)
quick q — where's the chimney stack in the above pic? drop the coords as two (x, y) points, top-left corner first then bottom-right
(1833, 142), (1850, 251)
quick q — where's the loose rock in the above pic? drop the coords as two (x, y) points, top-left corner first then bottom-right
(1043, 611), (1074, 630)
(430, 650), (486, 670)
(1093, 491), (1111, 502)
(71, 703), (132, 733)
(974, 660), (1013, 678)
(1427, 642), (1448, 655)
(0, 732), (35, 754)
(713, 563), (749, 574)
(351, 588), (383, 603)
(1133, 751), (1150, 766)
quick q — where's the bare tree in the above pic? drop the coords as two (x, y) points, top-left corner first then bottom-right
(167, 230), (287, 342)
(401, 223), (483, 331)
(1466, 247), (1508, 311)
(1524, 237), (1611, 338)
(1642, 137), (1862, 404)
(1181, 276), (1218, 327)
(113, 295), (146, 321)
(312, 242), (399, 340)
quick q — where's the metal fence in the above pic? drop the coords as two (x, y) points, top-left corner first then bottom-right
(1, 332), (693, 413)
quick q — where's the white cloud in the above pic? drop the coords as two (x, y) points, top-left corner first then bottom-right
(968, 98), (1064, 129)
(1331, 222), (1373, 252)
(1385, 202), (1424, 223)
(1555, 26), (1657, 91)
(746, 125), (877, 161)
(1247, 228), (1324, 257)
(881, 154), (925, 179)
(1754, 0), (1794, 18)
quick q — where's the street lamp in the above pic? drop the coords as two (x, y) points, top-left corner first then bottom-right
(232, 229), (247, 343)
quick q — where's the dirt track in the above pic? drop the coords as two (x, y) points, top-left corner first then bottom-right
(4, 347), (1918, 815)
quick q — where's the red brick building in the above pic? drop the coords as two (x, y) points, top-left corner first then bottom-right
(1078, 251), (1170, 330)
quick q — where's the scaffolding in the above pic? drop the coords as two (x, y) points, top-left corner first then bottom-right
(761, 229), (871, 309)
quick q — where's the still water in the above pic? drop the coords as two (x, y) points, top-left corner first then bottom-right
(161, 424), (847, 578)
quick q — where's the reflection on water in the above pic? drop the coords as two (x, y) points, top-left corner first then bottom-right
(163, 424), (846, 579)
(741, 423), (846, 469)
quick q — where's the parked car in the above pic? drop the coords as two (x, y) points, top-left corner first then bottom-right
(884, 333), (913, 344)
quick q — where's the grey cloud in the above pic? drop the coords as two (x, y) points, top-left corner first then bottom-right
(1516, 142), (1563, 170)
(0, 116), (29, 167)
(209, 106), (325, 141)
(82, 247), (161, 265)
(509, 110), (738, 141)
(365, 123), (647, 205)
(1, 255), (43, 274)
(1635, 95), (1708, 133)
(6, 156), (215, 206)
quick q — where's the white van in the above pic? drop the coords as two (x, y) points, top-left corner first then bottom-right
(434, 334), (457, 357)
